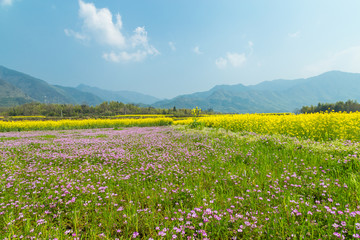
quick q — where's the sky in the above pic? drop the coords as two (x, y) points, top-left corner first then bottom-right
(1, 0), (360, 99)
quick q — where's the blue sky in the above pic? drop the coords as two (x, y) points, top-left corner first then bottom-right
(1, 0), (360, 99)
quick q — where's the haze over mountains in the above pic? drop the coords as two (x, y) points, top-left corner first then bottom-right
(1, 65), (360, 113)
(0, 66), (159, 107)
(76, 84), (160, 106)
(154, 71), (360, 113)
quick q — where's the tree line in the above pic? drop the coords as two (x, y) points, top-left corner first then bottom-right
(0, 102), (212, 118)
(299, 100), (360, 113)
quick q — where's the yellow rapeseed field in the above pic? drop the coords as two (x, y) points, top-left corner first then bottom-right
(0, 118), (173, 132)
(9, 115), (46, 119)
(114, 114), (171, 118)
(175, 112), (360, 141)
(1, 112), (359, 141)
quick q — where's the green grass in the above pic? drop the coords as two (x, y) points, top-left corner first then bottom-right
(40, 134), (57, 139)
(0, 126), (359, 239)
(0, 137), (20, 141)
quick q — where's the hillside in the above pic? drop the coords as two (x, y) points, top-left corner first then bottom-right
(76, 84), (160, 105)
(0, 65), (104, 105)
(153, 71), (360, 113)
(0, 78), (33, 107)
(2, 65), (360, 113)
(53, 85), (103, 106)
(0, 66), (69, 104)
(0, 66), (160, 107)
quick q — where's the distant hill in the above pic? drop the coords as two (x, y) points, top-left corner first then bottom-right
(0, 66), (160, 107)
(0, 78), (33, 106)
(76, 84), (160, 105)
(153, 71), (360, 113)
(2, 65), (360, 112)
(0, 65), (103, 105)
(52, 85), (103, 106)
(0, 66), (69, 104)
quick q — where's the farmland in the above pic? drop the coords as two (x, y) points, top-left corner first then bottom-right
(0, 118), (172, 132)
(174, 112), (360, 142)
(1, 112), (360, 142)
(0, 114), (360, 239)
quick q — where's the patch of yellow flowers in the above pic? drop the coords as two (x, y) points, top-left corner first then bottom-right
(0, 118), (173, 132)
(113, 114), (171, 118)
(1, 112), (359, 141)
(9, 115), (46, 119)
(175, 112), (360, 141)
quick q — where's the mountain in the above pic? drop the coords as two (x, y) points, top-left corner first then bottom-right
(52, 85), (103, 106)
(2, 65), (360, 113)
(76, 84), (160, 105)
(0, 65), (103, 105)
(0, 78), (33, 107)
(0, 65), (161, 107)
(153, 71), (360, 113)
(0, 66), (69, 104)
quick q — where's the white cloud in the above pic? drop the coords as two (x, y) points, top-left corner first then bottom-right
(0, 0), (13, 6)
(78, 0), (125, 48)
(102, 52), (121, 62)
(304, 46), (360, 76)
(66, 0), (159, 62)
(216, 41), (251, 69)
(103, 51), (148, 62)
(103, 39), (159, 63)
(288, 31), (300, 38)
(169, 41), (176, 51)
(64, 29), (88, 40)
(215, 57), (228, 69)
(193, 46), (203, 55)
(216, 52), (246, 69)
(129, 26), (159, 55)
(227, 52), (246, 67)
(131, 27), (148, 48)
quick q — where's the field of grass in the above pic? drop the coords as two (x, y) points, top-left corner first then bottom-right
(1, 126), (360, 239)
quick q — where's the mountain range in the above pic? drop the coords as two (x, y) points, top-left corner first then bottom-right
(1, 65), (360, 113)
(76, 84), (159, 106)
(153, 71), (360, 113)
(0, 65), (159, 107)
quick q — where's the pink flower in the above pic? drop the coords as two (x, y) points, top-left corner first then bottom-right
(158, 231), (166, 236)
(132, 232), (139, 238)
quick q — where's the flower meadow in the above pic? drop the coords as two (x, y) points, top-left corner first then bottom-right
(175, 112), (360, 141)
(1, 112), (360, 142)
(1, 126), (360, 239)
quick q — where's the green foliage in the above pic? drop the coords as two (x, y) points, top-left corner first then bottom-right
(300, 100), (360, 113)
(191, 106), (201, 118)
(0, 102), (199, 118)
(189, 107), (203, 129)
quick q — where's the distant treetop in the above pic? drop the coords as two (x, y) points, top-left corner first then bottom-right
(300, 100), (360, 113)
